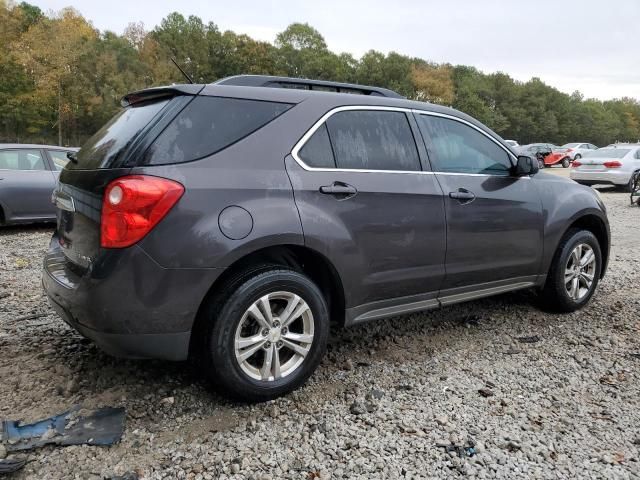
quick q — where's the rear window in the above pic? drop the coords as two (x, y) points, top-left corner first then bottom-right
(72, 99), (169, 169)
(143, 96), (293, 165)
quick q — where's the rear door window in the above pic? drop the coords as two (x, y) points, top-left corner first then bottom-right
(72, 98), (170, 170)
(0, 149), (46, 170)
(324, 110), (421, 171)
(417, 115), (512, 175)
(48, 150), (70, 171)
(144, 97), (293, 165)
(298, 124), (336, 168)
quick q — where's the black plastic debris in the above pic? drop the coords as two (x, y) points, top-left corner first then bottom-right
(1, 405), (125, 452)
(0, 457), (27, 475)
(517, 335), (541, 344)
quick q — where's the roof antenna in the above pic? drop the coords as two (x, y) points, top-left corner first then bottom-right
(170, 57), (194, 84)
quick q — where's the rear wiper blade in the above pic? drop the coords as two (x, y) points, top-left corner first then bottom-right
(66, 151), (78, 164)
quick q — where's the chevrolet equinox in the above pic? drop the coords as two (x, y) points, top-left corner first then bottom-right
(43, 75), (610, 401)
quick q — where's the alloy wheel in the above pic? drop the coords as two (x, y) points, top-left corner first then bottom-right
(564, 243), (596, 301)
(234, 291), (314, 381)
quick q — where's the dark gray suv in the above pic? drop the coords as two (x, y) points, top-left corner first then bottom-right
(43, 75), (610, 401)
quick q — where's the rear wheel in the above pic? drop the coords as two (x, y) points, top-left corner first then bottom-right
(574, 154), (582, 161)
(200, 269), (329, 402)
(540, 229), (601, 312)
(561, 157), (571, 168)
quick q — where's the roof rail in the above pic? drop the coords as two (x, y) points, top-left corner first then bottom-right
(214, 75), (404, 99)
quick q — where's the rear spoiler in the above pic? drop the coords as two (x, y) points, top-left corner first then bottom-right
(121, 84), (205, 107)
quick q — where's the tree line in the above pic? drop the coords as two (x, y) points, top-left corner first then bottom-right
(2, 1), (639, 148)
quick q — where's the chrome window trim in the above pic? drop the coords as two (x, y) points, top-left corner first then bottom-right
(291, 105), (432, 175)
(290, 105), (524, 178)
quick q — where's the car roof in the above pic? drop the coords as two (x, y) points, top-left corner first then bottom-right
(0, 143), (79, 150)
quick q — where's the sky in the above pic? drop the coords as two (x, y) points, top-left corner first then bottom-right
(31, 0), (640, 101)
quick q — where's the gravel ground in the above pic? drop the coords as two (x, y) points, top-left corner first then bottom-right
(1, 185), (639, 480)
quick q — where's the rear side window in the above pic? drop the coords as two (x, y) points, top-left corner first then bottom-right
(0, 149), (46, 171)
(48, 150), (70, 171)
(73, 99), (169, 169)
(417, 115), (512, 175)
(298, 124), (336, 168)
(324, 110), (421, 171)
(144, 97), (293, 165)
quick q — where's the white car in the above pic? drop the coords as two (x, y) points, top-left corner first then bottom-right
(570, 146), (640, 191)
(561, 143), (598, 161)
(504, 140), (519, 148)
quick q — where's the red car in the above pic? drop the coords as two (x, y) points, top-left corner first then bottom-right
(543, 150), (572, 168)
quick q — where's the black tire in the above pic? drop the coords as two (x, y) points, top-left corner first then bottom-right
(561, 157), (570, 168)
(574, 154), (581, 160)
(538, 159), (545, 169)
(200, 268), (329, 402)
(540, 229), (601, 313)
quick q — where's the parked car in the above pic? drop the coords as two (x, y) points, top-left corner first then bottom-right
(517, 143), (559, 168)
(0, 144), (78, 225)
(571, 146), (640, 191)
(504, 140), (519, 148)
(560, 143), (598, 161)
(42, 75), (610, 402)
(543, 149), (572, 168)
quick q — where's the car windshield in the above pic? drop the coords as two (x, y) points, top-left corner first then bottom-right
(585, 148), (629, 158)
(561, 143), (581, 148)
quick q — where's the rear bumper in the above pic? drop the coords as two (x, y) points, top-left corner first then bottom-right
(47, 295), (191, 360)
(570, 169), (630, 186)
(42, 235), (223, 361)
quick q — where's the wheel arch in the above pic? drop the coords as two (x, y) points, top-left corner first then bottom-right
(190, 244), (346, 356)
(561, 214), (609, 278)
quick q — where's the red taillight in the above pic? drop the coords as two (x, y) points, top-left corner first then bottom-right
(101, 175), (184, 248)
(603, 161), (622, 168)
(572, 160), (582, 167)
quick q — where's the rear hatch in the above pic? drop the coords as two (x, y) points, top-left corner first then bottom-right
(53, 85), (202, 271)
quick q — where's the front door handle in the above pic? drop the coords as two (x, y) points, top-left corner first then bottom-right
(319, 182), (357, 198)
(449, 189), (476, 203)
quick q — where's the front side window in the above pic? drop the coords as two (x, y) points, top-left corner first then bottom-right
(417, 115), (512, 175)
(323, 110), (421, 171)
(0, 149), (46, 171)
(48, 150), (70, 171)
(144, 96), (293, 165)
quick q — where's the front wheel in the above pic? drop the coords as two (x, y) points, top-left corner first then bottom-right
(200, 269), (329, 402)
(561, 157), (571, 168)
(540, 229), (601, 312)
(538, 159), (545, 169)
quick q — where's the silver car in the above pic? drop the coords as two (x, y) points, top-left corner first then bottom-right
(561, 142), (598, 161)
(570, 146), (640, 191)
(0, 144), (78, 225)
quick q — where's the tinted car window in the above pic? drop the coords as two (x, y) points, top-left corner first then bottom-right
(298, 124), (336, 168)
(417, 115), (512, 175)
(0, 149), (46, 171)
(145, 97), (293, 165)
(72, 99), (169, 170)
(48, 150), (70, 171)
(324, 110), (420, 171)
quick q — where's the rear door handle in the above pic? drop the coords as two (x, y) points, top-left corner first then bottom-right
(319, 182), (357, 198)
(449, 189), (476, 203)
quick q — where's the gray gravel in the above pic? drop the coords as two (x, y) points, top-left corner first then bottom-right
(1, 186), (639, 480)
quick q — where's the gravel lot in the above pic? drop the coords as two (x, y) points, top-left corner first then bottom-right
(1, 180), (639, 479)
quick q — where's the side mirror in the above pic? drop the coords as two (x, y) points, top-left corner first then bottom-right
(513, 155), (539, 176)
